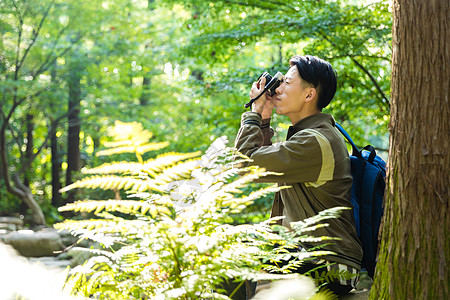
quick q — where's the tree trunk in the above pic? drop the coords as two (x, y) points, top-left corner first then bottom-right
(51, 122), (62, 207)
(65, 58), (82, 204)
(139, 75), (152, 106)
(13, 175), (46, 225)
(21, 113), (34, 214)
(0, 109), (46, 226)
(370, 1), (449, 299)
(50, 63), (62, 207)
(23, 113), (34, 187)
(138, 0), (155, 107)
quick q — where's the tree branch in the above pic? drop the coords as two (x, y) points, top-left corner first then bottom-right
(331, 54), (391, 63)
(0, 116), (25, 199)
(349, 56), (389, 104)
(10, 0), (23, 82)
(16, 0), (56, 75)
(32, 32), (84, 78)
(31, 25), (68, 74)
(7, 122), (24, 159)
(318, 32), (390, 105)
(16, 108), (72, 176)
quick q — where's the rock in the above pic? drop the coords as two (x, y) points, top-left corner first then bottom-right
(56, 251), (72, 261)
(0, 228), (11, 237)
(341, 290), (370, 300)
(0, 216), (24, 232)
(68, 247), (99, 267)
(2, 230), (64, 257)
(57, 229), (79, 248)
(356, 272), (373, 291)
(28, 257), (72, 270)
(0, 216), (24, 226)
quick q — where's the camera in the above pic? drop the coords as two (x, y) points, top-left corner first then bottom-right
(244, 71), (283, 108)
(257, 71), (283, 96)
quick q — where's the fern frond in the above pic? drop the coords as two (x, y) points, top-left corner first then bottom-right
(83, 151), (202, 176)
(104, 120), (153, 147)
(143, 151), (202, 175)
(135, 142), (170, 154)
(225, 184), (288, 211)
(290, 207), (349, 232)
(59, 175), (163, 193)
(55, 220), (152, 244)
(152, 159), (201, 185)
(212, 167), (281, 198)
(54, 218), (121, 231)
(82, 161), (144, 175)
(96, 141), (169, 157)
(103, 140), (144, 148)
(58, 199), (171, 217)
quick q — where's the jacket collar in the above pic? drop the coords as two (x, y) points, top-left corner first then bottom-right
(287, 113), (335, 140)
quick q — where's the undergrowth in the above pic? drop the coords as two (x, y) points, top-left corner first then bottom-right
(55, 121), (351, 300)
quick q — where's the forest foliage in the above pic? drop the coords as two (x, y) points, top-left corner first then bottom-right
(0, 0), (391, 224)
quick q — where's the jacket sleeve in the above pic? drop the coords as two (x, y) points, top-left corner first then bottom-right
(235, 112), (322, 184)
(261, 118), (274, 146)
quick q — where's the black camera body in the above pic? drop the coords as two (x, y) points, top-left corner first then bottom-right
(244, 71), (283, 108)
(257, 71), (283, 96)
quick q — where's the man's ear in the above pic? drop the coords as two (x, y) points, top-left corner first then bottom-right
(305, 88), (317, 103)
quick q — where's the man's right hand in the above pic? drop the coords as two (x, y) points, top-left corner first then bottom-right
(250, 77), (275, 119)
(260, 92), (275, 119)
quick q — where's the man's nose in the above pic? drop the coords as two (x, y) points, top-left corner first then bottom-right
(275, 84), (282, 94)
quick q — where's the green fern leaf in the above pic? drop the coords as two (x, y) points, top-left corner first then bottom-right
(82, 161), (142, 175)
(59, 200), (155, 216)
(136, 141), (170, 154)
(82, 152), (201, 175)
(59, 176), (161, 193)
(152, 159), (201, 185)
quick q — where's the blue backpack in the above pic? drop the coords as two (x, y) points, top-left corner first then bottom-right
(335, 123), (386, 278)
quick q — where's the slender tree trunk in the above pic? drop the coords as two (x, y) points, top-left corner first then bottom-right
(65, 58), (82, 204)
(370, 1), (449, 299)
(140, 75), (151, 106)
(51, 121), (61, 207)
(138, 0), (156, 107)
(20, 113), (34, 214)
(0, 125), (46, 225)
(23, 113), (34, 187)
(50, 62), (62, 207)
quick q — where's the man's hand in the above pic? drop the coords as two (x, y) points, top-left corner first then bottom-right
(250, 77), (275, 119)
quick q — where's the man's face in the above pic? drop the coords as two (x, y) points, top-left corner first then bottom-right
(273, 66), (314, 120)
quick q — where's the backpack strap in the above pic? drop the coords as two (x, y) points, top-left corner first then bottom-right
(362, 145), (377, 164)
(335, 123), (361, 158)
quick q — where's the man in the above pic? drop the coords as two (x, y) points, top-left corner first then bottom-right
(235, 55), (363, 296)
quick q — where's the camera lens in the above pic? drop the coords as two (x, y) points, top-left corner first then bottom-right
(266, 72), (283, 96)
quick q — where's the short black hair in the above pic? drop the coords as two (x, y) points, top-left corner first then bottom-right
(289, 55), (337, 110)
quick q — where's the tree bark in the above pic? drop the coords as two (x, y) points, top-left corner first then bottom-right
(21, 113), (34, 214)
(65, 57), (82, 204)
(370, 1), (449, 299)
(0, 126), (46, 225)
(23, 113), (34, 187)
(49, 62), (62, 207)
(139, 75), (152, 106)
(138, 0), (156, 107)
(0, 101), (46, 226)
(50, 121), (61, 207)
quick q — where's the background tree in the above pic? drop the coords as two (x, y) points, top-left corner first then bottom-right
(162, 0), (391, 149)
(0, 0), (83, 225)
(370, 1), (449, 299)
(0, 0), (107, 223)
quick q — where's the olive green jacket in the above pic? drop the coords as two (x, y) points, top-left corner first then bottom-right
(235, 112), (363, 270)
